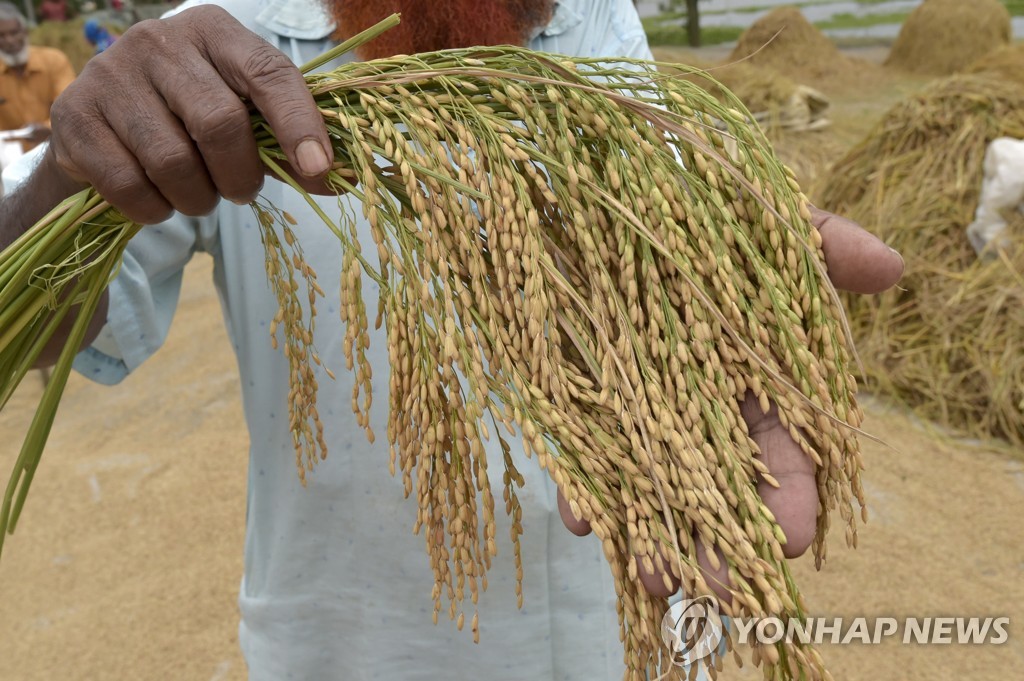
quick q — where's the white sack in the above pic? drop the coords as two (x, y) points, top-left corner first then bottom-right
(967, 137), (1024, 255)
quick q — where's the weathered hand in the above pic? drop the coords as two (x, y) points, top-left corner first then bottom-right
(558, 207), (905, 599)
(44, 5), (334, 225)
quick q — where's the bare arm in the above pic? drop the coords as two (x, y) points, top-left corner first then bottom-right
(0, 149), (84, 249)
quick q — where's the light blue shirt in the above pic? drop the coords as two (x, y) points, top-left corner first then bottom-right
(7, 2), (657, 680)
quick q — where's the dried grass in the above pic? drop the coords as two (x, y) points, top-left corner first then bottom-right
(29, 18), (94, 74)
(768, 129), (847, 203)
(964, 42), (1024, 87)
(820, 73), (1024, 445)
(728, 6), (876, 88)
(885, 0), (1012, 76)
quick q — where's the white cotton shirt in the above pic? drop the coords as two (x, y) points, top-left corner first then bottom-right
(5, 2), (656, 679)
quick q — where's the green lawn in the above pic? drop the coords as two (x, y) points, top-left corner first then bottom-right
(641, 20), (744, 47)
(698, 0), (1022, 11)
(816, 11), (910, 31)
(1003, 0), (1024, 15)
(644, 0), (1024, 47)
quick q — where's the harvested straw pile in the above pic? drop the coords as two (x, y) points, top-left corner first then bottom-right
(965, 42), (1024, 87)
(768, 129), (847, 202)
(3, 19), (867, 680)
(713, 65), (832, 131)
(885, 0), (1012, 76)
(699, 62), (799, 115)
(727, 6), (868, 86)
(820, 74), (1024, 445)
(29, 18), (94, 74)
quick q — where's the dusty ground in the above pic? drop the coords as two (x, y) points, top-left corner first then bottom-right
(2, 46), (1023, 681)
(0, 254), (249, 681)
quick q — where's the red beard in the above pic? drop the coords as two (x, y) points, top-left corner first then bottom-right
(331, 0), (555, 60)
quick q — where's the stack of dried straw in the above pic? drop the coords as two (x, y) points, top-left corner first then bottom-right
(1, 17), (866, 680)
(727, 6), (873, 88)
(29, 18), (107, 74)
(964, 42), (1024, 87)
(820, 73), (1024, 446)
(884, 0), (1012, 76)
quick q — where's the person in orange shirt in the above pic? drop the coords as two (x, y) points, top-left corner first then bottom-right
(0, 3), (74, 150)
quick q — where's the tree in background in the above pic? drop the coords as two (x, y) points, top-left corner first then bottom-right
(686, 0), (700, 46)
(661, 0), (702, 47)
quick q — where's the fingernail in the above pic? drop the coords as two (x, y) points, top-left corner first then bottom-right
(890, 246), (905, 269)
(296, 139), (330, 177)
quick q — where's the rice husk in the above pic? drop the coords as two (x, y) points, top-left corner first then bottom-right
(885, 0), (1012, 76)
(819, 73), (1024, 444)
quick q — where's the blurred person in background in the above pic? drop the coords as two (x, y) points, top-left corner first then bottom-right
(0, 2), (74, 150)
(0, 1), (903, 679)
(83, 19), (115, 54)
(110, 0), (139, 25)
(37, 0), (69, 23)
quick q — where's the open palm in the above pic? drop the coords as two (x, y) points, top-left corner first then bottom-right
(558, 207), (905, 600)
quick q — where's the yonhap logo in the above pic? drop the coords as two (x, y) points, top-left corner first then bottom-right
(661, 596), (725, 666)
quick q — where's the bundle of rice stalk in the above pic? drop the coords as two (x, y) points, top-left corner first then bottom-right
(964, 42), (1024, 87)
(820, 73), (1024, 445)
(648, 56), (841, 200)
(727, 6), (875, 89)
(884, 0), (1012, 77)
(1, 16), (865, 680)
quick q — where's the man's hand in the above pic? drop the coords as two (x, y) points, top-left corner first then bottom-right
(46, 5), (334, 225)
(0, 5), (336, 367)
(557, 207), (905, 599)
